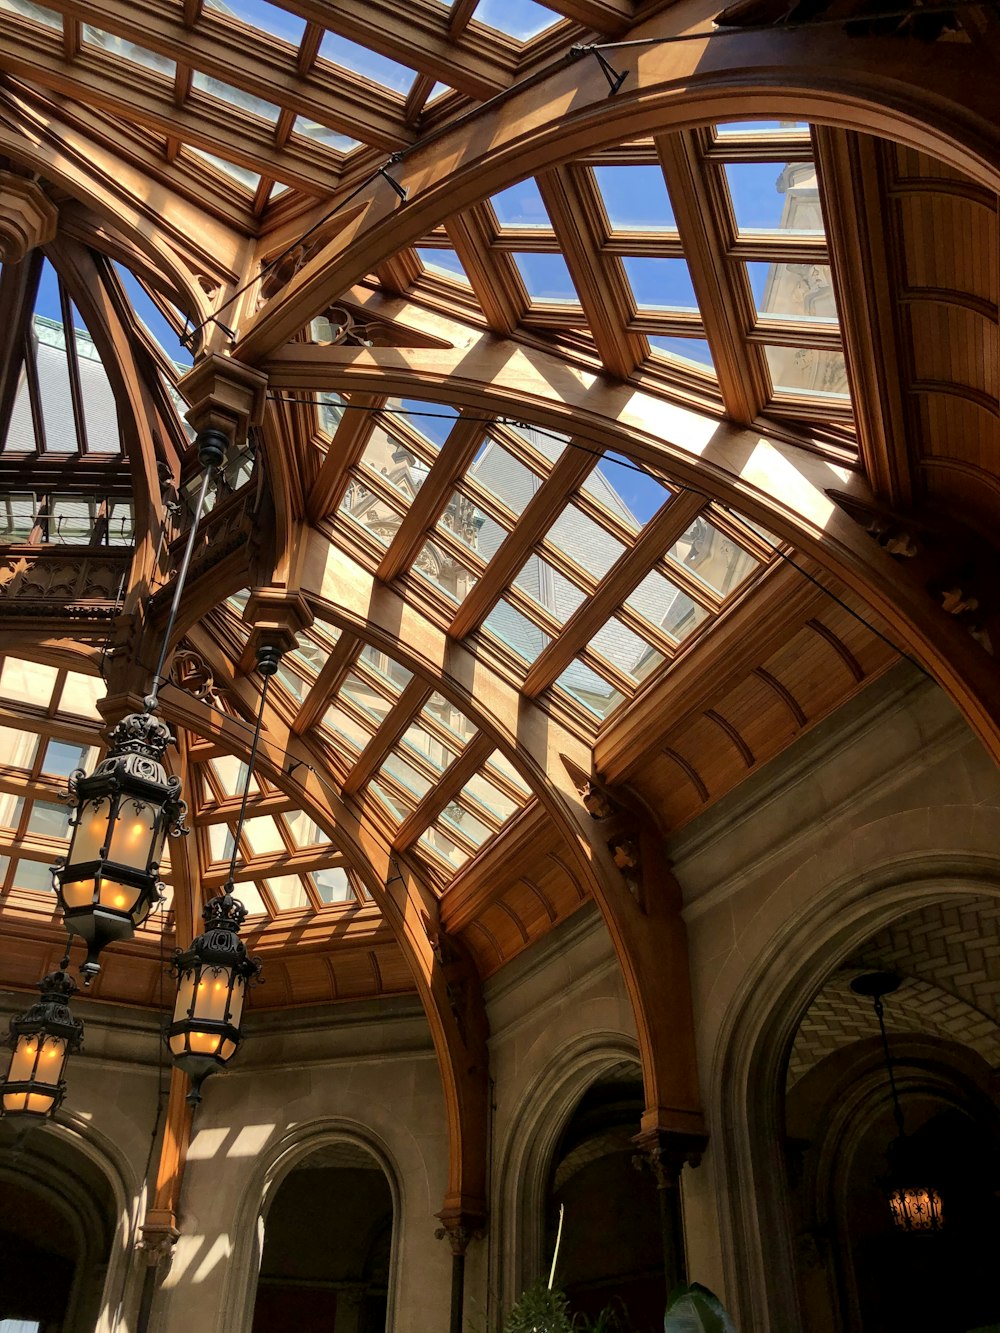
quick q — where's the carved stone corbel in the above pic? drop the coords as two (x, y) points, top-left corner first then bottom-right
(0, 172), (58, 263)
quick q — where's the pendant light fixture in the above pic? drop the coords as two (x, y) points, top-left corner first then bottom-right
(851, 971), (944, 1233)
(166, 643), (280, 1105)
(0, 961), (84, 1120)
(52, 431), (228, 982)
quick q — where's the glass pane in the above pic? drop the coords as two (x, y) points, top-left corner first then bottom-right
(0, 793), (24, 831)
(82, 27), (175, 75)
(723, 161), (824, 234)
(513, 554), (586, 626)
(648, 337), (715, 372)
(467, 440), (543, 522)
(555, 660), (623, 720)
(581, 455), (670, 533)
(357, 645), (412, 695)
(265, 874), (309, 911)
(512, 253), (578, 303)
(622, 257), (698, 312)
(625, 569), (691, 633)
(283, 810), (328, 849)
(763, 345), (850, 399)
(747, 261), (838, 324)
(0, 493), (36, 541)
(368, 779), (414, 824)
(416, 249), (471, 284)
(461, 767), (519, 823)
(192, 71), (280, 123)
(187, 146), (261, 192)
(11, 857), (52, 892)
(437, 801), (494, 848)
(59, 672), (102, 718)
(311, 866), (354, 904)
(322, 704), (374, 753)
(0, 726), (38, 768)
(419, 693), (477, 749)
(417, 826), (470, 871)
(26, 799), (70, 839)
(319, 31), (416, 95)
(491, 179), (552, 229)
(473, 0), (560, 39)
(589, 618), (664, 685)
(0, 0), (60, 26)
(358, 431), (431, 501)
(205, 0), (307, 44)
(340, 672), (394, 726)
(413, 539), (479, 603)
(482, 600), (551, 665)
(387, 398), (459, 450)
(210, 754), (257, 797)
(593, 165), (676, 230)
(208, 823), (235, 863)
(436, 490), (490, 554)
(484, 749), (531, 797)
(666, 517), (760, 597)
(546, 507), (625, 581)
(292, 117), (360, 155)
(377, 751), (433, 802)
(241, 817), (286, 856)
(339, 475), (404, 546)
(232, 879), (267, 916)
(0, 659), (58, 707)
(398, 720), (459, 775)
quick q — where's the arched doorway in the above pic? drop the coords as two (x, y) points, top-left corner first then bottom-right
(0, 1123), (118, 1333)
(251, 1140), (394, 1333)
(544, 1061), (665, 1331)
(783, 898), (1000, 1332)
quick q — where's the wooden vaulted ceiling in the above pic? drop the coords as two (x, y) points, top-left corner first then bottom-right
(0, 0), (997, 1014)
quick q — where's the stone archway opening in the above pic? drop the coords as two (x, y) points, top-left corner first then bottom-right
(250, 1139), (394, 1333)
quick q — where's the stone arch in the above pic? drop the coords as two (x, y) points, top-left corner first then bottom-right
(217, 1119), (405, 1333)
(490, 1031), (640, 1321)
(710, 808), (1000, 1332)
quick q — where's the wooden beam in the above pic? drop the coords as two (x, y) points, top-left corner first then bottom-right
(306, 393), (383, 524)
(341, 676), (432, 797)
(444, 208), (524, 336)
(813, 126), (915, 507)
(393, 733), (493, 850)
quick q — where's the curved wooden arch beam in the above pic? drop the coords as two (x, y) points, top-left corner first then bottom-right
(167, 632), (491, 1231)
(294, 530), (706, 1142)
(266, 338), (1000, 770)
(234, 4), (1000, 362)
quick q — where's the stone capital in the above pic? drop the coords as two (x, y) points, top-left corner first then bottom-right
(137, 1208), (180, 1267)
(0, 172), (58, 263)
(434, 1206), (487, 1255)
(632, 1127), (708, 1190)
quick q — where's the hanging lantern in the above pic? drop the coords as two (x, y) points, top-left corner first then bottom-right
(52, 710), (186, 982)
(887, 1182), (945, 1233)
(166, 894), (262, 1105)
(1, 969), (84, 1119)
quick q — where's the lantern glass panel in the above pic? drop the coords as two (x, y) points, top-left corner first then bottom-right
(97, 878), (143, 915)
(194, 967), (235, 1024)
(108, 799), (158, 871)
(227, 975), (247, 1029)
(70, 797), (111, 863)
(188, 1031), (223, 1055)
(173, 969), (196, 1021)
(6, 1032), (67, 1086)
(3, 1088), (57, 1115)
(61, 878), (95, 908)
(220, 1037), (237, 1061)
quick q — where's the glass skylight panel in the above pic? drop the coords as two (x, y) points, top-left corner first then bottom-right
(589, 618), (664, 686)
(58, 672), (102, 719)
(0, 727), (38, 770)
(413, 540), (480, 603)
(763, 345), (850, 399)
(377, 751), (433, 802)
(11, 857), (53, 893)
(461, 765), (521, 824)
(108, 499), (134, 546)
(512, 253), (578, 304)
(232, 879), (267, 916)
(482, 601), (551, 666)
(581, 456), (669, 534)
(369, 779), (415, 824)
(357, 645), (412, 696)
(358, 433), (430, 502)
(715, 120), (810, 137)
(210, 754), (257, 798)
(0, 0), (60, 28)
(49, 495), (96, 544)
(311, 866), (353, 904)
(418, 827), (471, 872)
(192, 71), (280, 123)
(416, 249), (471, 285)
(340, 671), (395, 727)
(241, 816), (287, 856)
(188, 146), (261, 192)
(467, 440), (543, 523)
(648, 337), (716, 373)
(43, 739), (98, 780)
(318, 32), (417, 96)
(555, 660), (623, 720)
(398, 720), (459, 775)
(484, 749), (531, 797)
(746, 261), (838, 325)
(622, 258), (699, 313)
(0, 794), (24, 832)
(0, 494), (36, 542)
(82, 27), (175, 76)
(436, 490), (491, 555)
(625, 568), (688, 635)
(322, 703), (373, 755)
(491, 180), (552, 230)
(437, 801), (494, 850)
(283, 810), (327, 850)
(545, 507), (625, 582)
(266, 875), (309, 911)
(666, 517), (760, 597)
(723, 161), (824, 234)
(207, 823), (235, 863)
(426, 82), (452, 105)
(339, 477), (405, 547)
(292, 118), (361, 155)
(420, 694), (477, 749)
(513, 555), (586, 627)
(593, 165), (676, 231)
(473, 0), (561, 40)
(0, 659), (58, 708)
(205, 0), (307, 46)
(388, 399), (459, 451)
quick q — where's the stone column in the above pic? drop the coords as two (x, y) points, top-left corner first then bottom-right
(633, 1128), (707, 1293)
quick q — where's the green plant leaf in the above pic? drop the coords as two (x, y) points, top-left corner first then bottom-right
(664, 1283), (737, 1333)
(503, 1280), (575, 1333)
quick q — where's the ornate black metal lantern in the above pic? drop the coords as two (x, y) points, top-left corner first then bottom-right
(1, 969), (84, 1119)
(166, 893), (262, 1105)
(851, 970), (945, 1233)
(52, 710), (186, 982)
(165, 642), (280, 1105)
